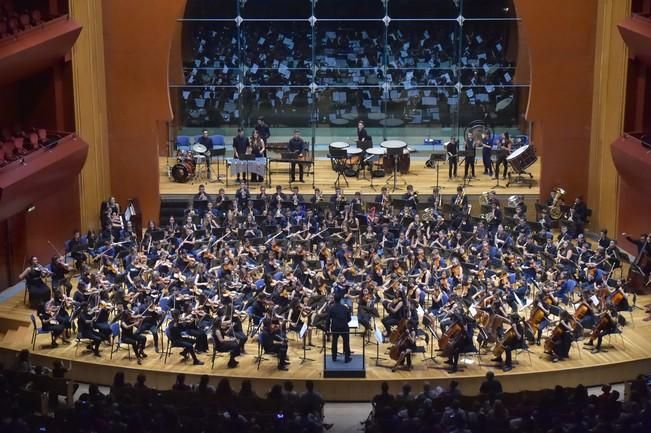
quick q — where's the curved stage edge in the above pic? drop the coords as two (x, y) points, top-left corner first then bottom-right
(2, 293), (651, 400)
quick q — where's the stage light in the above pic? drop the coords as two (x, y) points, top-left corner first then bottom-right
(27, 205), (36, 213)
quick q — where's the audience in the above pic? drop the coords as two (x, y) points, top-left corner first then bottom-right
(0, 0), (56, 39)
(0, 125), (62, 167)
(364, 374), (651, 433)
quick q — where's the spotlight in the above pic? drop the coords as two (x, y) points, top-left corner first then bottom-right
(27, 205), (36, 213)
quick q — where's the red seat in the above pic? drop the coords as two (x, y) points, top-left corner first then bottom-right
(19, 13), (31, 31)
(28, 132), (39, 149)
(13, 136), (25, 155)
(31, 10), (42, 25)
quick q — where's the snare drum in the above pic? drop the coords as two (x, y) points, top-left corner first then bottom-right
(192, 143), (208, 154)
(172, 161), (195, 183)
(506, 145), (537, 173)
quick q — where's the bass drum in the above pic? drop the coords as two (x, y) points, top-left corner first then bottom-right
(172, 161), (195, 183)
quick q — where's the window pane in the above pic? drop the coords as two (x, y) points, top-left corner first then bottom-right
(241, 21), (313, 86)
(315, 21), (384, 87)
(315, 0), (385, 19)
(183, 0), (238, 19)
(242, 0), (312, 19)
(388, 0), (460, 19)
(173, 86), (241, 128)
(245, 86), (314, 128)
(182, 22), (242, 86)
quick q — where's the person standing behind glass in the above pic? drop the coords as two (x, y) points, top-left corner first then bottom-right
(232, 128), (250, 182)
(250, 129), (266, 183)
(481, 132), (493, 176)
(255, 116), (270, 156)
(288, 130), (306, 183)
(446, 137), (458, 179)
(463, 132), (476, 179)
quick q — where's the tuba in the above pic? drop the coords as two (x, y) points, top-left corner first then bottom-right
(549, 187), (566, 220)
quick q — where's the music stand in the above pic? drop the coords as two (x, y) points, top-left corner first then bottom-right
(150, 230), (165, 242)
(210, 146), (226, 183)
(432, 153), (446, 191)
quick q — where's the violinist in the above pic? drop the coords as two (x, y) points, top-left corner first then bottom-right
(37, 301), (66, 347)
(260, 318), (289, 370)
(76, 306), (102, 356)
(67, 230), (89, 270)
(358, 285), (379, 336)
(120, 309), (147, 364)
(583, 306), (619, 354)
(211, 316), (241, 368)
(50, 255), (73, 296)
(168, 310), (204, 365)
(137, 303), (162, 353)
(19, 256), (52, 308)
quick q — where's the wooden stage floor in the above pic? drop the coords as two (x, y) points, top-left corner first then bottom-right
(2, 291), (651, 400)
(159, 156), (541, 198)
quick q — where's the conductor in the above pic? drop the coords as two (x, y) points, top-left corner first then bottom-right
(327, 294), (352, 363)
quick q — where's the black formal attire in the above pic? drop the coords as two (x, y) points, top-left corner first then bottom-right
(168, 321), (200, 362)
(446, 141), (458, 178)
(327, 302), (352, 361)
(463, 140), (476, 178)
(261, 327), (288, 367)
(357, 127), (371, 146)
(482, 138), (493, 175)
(25, 267), (51, 308)
(232, 135), (250, 181)
(495, 139), (511, 179)
(288, 136), (306, 181)
(77, 310), (101, 355)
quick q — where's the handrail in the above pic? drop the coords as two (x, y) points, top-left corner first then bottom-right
(623, 132), (651, 149)
(0, 14), (68, 46)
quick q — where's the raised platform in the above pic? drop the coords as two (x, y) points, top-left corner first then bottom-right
(1, 291), (651, 401)
(159, 156), (541, 198)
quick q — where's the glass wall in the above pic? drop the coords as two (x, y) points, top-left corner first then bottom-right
(172, 0), (528, 151)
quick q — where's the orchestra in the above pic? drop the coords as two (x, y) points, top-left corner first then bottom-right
(20, 187), (639, 376)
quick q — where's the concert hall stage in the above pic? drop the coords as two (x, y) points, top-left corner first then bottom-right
(2, 290), (650, 401)
(159, 156), (541, 200)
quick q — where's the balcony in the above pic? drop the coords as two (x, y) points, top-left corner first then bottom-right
(0, 15), (81, 85)
(610, 132), (651, 192)
(618, 13), (651, 66)
(0, 132), (88, 220)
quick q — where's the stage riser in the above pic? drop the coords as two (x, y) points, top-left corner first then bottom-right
(2, 347), (649, 401)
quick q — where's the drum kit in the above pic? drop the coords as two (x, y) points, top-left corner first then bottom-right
(171, 142), (222, 183)
(506, 144), (537, 188)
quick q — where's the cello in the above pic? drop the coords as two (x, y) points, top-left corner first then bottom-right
(438, 321), (465, 358)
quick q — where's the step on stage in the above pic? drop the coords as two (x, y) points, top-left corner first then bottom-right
(2, 292), (651, 401)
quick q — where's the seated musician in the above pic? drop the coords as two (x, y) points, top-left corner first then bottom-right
(290, 185), (304, 206)
(211, 317), (241, 368)
(19, 256), (52, 308)
(197, 129), (213, 177)
(288, 130), (306, 183)
(402, 185), (418, 210)
(193, 184), (211, 214)
(120, 309), (147, 364)
(391, 320), (417, 372)
(67, 230), (89, 271)
(311, 187), (325, 205)
(168, 311), (204, 365)
(549, 310), (573, 362)
(490, 314), (525, 372)
(444, 308), (474, 373)
(260, 318), (290, 371)
(76, 306), (102, 356)
(382, 289), (406, 338)
(50, 255), (73, 296)
(584, 306), (619, 354)
(37, 301), (66, 348)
